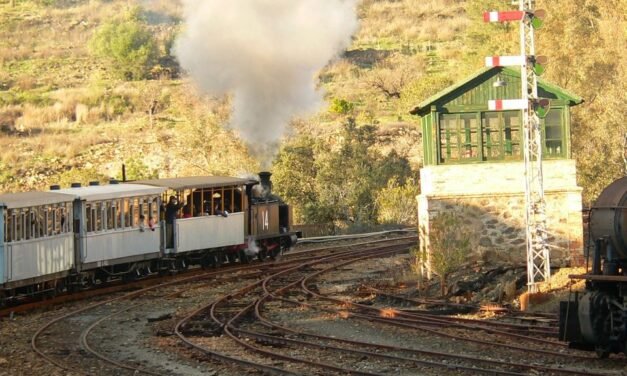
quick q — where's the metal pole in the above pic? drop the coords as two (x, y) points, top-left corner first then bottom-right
(520, 0), (550, 293)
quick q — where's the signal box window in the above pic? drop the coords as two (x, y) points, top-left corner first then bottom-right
(543, 109), (563, 157)
(438, 110), (568, 164)
(439, 113), (479, 163)
(480, 111), (521, 161)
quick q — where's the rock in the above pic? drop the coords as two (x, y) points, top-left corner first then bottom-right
(146, 313), (172, 322)
(503, 279), (517, 300)
(479, 237), (492, 247)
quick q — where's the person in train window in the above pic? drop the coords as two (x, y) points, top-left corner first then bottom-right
(139, 214), (146, 232)
(214, 203), (228, 217)
(148, 216), (155, 231)
(164, 196), (183, 222)
(182, 204), (192, 219)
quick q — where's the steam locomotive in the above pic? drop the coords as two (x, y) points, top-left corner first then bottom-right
(0, 172), (299, 305)
(559, 176), (627, 358)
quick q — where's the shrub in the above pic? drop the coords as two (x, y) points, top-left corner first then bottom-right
(119, 157), (158, 181)
(329, 98), (355, 116)
(375, 177), (419, 226)
(88, 8), (158, 81)
(426, 211), (473, 296)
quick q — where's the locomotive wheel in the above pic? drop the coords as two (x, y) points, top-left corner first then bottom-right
(239, 250), (250, 264)
(258, 249), (267, 262)
(179, 259), (188, 271)
(595, 345), (610, 359)
(214, 253), (224, 268)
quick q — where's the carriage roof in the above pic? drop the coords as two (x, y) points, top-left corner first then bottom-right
(132, 176), (257, 190)
(0, 191), (74, 209)
(55, 184), (165, 201)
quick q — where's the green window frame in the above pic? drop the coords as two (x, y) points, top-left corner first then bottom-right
(438, 109), (565, 164)
(439, 113), (480, 163)
(542, 108), (564, 158)
(480, 111), (522, 161)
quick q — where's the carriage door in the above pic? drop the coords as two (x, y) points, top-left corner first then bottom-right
(0, 207), (5, 284)
(73, 199), (85, 269)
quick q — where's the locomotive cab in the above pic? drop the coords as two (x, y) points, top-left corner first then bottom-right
(248, 172), (299, 258)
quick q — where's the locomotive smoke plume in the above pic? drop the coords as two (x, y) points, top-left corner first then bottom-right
(174, 0), (358, 167)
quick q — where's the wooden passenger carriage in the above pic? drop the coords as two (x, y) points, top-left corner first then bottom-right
(0, 191), (75, 296)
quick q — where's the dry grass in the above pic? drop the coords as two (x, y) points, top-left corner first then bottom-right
(357, 0), (468, 44)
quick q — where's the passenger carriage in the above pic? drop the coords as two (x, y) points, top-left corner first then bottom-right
(0, 173), (299, 305)
(0, 191), (75, 300)
(54, 183), (166, 282)
(133, 176), (257, 267)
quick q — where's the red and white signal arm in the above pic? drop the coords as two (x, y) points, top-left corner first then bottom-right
(488, 99), (528, 111)
(483, 10), (525, 23)
(485, 55), (525, 67)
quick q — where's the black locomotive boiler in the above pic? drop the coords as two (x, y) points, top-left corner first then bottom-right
(560, 176), (627, 358)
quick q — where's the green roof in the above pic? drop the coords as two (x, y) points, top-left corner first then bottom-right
(410, 67), (583, 116)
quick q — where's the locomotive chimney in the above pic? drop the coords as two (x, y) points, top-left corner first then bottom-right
(259, 171), (273, 197)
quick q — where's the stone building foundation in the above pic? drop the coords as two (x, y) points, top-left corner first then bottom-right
(418, 160), (584, 278)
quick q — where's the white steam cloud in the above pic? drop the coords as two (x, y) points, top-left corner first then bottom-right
(174, 0), (359, 167)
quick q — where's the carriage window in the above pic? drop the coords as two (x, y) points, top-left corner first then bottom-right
(29, 209), (36, 240)
(57, 205), (63, 234)
(62, 205), (68, 233)
(85, 203), (92, 232)
(44, 208), (49, 236)
(15, 210), (23, 241)
(10, 211), (16, 242)
(223, 187), (233, 213)
(48, 206), (54, 235)
(123, 198), (130, 228)
(132, 198), (140, 228)
(149, 197), (158, 224)
(56, 206), (63, 234)
(21, 208), (31, 240)
(4, 211), (13, 243)
(234, 187), (243, 213)
(106, 201), (114, 230)
(33, 207), (41, 237)
(93, 202), (102, 232)
(115, 200), (122, 229)
(143, 198), (149, 223)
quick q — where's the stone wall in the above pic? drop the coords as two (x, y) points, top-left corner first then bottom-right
(418, 160), (584, 277)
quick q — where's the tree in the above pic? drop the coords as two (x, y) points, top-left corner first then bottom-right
(272, 136), (320, 223)
(538, 0), (627, 204)
(119, 157), (158, 181)
(427, 212), (472, 296)
(89, 7), (158, 81)
(273, 118), (413, 226)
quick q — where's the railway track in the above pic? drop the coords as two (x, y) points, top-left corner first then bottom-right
(23, 234), (626, 375)
(174, 239), (622, 375)
(29, 236), (414, 375)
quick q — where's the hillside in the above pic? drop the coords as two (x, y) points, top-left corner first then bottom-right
(0, 0), (625, 218)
